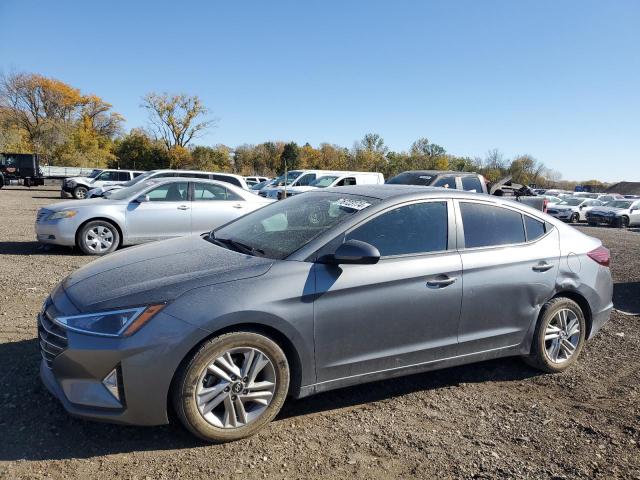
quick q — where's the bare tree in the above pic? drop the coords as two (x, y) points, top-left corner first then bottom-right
(142, 92), (215, 150)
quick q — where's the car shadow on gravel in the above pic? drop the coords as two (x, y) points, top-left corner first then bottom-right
(0, 336), (543, 462)
(279, 357), (541, 421)
(613, 281), (640, 315)
(0, 241), (78, 256)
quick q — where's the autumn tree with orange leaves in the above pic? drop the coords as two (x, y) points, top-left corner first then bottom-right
(0, 72), (123, 166)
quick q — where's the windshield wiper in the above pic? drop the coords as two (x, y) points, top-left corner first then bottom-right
(213, 236), (265, 257)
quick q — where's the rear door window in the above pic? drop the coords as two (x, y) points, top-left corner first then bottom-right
(213, 174), (242, 187)
(524, 215), (546, 241)
(193, 183), (243, 201)
(461, 176), (483, 193)
(460, 202), (525, 248)
(346, 201), (448, 256)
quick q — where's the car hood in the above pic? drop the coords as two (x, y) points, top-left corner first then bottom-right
(589, 206), (628, 214)
(62, 235), (274, 312)
(66, 176), (93, 184)
(43, 198), (115, 211)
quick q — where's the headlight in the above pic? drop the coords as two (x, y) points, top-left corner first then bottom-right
(54, 304), (165, 337)
(48, 210), (78, 220)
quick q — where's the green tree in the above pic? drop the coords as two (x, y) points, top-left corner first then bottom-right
(111, 129), (170, 170)
(280, 142), (300, 173)
(190, 145), (232, 172)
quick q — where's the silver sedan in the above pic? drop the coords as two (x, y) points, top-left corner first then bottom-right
(35, 178), (274, 255)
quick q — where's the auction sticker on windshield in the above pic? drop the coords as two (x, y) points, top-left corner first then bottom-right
(335, 198), (371, 210)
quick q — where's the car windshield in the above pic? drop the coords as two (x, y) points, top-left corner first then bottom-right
(88, 169), (102, 179)
(210, 192), (380, 259)
(310, 176), (339, 188)
(250, 180), (270, 190)
(106, 180), (157, 200)
(607, 201), (633, 209)
(559, 198), (584, 206)
(387, 172), (434, 186)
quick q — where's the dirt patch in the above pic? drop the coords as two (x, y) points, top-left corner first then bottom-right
(0, 187), (638, 479)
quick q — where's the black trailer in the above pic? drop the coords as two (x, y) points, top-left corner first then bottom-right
(0, 153), (45, 188)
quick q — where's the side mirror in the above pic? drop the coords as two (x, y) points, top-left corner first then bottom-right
(134, 194), (150, 203)
(323, 239), (380, 265)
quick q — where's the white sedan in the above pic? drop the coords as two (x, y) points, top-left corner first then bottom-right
(546, 198), (605, 223)
(36, 178), (274, 255)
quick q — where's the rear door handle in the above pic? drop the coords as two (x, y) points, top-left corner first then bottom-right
(532, 263), (554, 272)
(177, 205), (190, 210)
(232, 204), (244, 209)
(427, 276), (457, 288)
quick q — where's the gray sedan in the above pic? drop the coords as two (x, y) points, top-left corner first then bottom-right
(39, 186), (613, 442)
(35, 178), (273, 255)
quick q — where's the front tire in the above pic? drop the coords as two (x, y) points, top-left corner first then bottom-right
(524, 297), (586, 373)
(73, 185), (88, 199)
(172, 331), (290, 443)
(77, 220), (120, 255)
(570, 213), (579, 224)
(616, 216), (630, 228)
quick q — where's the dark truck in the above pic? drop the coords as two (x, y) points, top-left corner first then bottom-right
(0, 153), (45, 188)
(386, 170), (547, 211)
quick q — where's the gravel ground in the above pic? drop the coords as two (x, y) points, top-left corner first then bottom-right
(0, 186), (638, 479)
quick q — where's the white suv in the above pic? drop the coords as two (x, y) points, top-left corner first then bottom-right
(62, 169), (145, 199)
(87, 170), (249, 198)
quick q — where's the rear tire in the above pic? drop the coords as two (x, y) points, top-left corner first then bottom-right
(73, 185), (88, 199)
(570, 213), (579, 224)
(523, 297), (586, 373)
(76, 220), (120, 255)
(172, 331), (289, 443)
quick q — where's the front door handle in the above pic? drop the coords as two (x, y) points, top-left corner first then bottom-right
(177, 205), (190, 210)
(532, 262), (554, 272)
(427, 275), (457, 288)
(232, 204), (244, 209)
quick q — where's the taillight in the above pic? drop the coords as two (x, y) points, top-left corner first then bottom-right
(543, 198), (548, 213)
(587, 246), (610, 267)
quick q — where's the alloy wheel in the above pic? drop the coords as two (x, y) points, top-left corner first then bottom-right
(544, 308), (580, 364)
(84, 225), (115, 253)
(195, 347), (276, 429)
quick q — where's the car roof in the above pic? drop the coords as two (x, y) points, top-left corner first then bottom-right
(321, 184), (488, 200)
(394, 170), (479, 176)
(149, 169), (244, 178)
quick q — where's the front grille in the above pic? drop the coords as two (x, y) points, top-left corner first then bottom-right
(38, 307), (68, 368)
(36, 209), (51, 223)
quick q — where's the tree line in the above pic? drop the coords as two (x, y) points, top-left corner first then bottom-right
(0, 71), (601, 189)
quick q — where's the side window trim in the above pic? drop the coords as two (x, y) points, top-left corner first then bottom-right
(340, 198), (455, 259)
(453, 199), (554, 251)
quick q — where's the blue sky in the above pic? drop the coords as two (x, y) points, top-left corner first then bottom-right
(1, 0), (638, 182)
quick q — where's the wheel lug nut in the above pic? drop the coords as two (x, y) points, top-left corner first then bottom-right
(243, 377), (248, 382)
(231, 395), (237, 400)
(243, 390), (248, 395)
(231, 375), (237, 381)
(224, 387), (230, 392)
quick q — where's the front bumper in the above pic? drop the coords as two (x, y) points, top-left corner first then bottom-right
(35, 218), (78, 246)
(39, 307), (208, 426)
(60, 184), (75, 198)
(586, 214), (617, 225)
